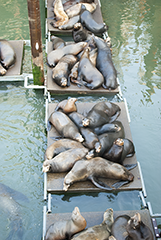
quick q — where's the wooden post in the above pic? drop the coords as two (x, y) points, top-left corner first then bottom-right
(27, 0), (44, 85)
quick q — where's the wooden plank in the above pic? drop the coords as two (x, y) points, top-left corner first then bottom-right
(46, 101), (142, 193)
(47, 0), (104, 35)
(45, 209), (155, 239)
(2, 40), (24, 76)
(47, 41), (120, 95)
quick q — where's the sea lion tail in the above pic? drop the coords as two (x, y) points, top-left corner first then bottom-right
(89, 176), (113, 190)
(123, 163), (137, 171)
(112, 180), (130, 189)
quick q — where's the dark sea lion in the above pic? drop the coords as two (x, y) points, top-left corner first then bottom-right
(69, 112), (85, 128)
(94, 120), (122, 135)
(0, 39), (16, 70)
(44, 138), (84, 160)
(43, 147), (89, 173)
(94, 36), (118, 90)
(72, 22), (90, 43)
(45, 206), (87, 240)
(80, 4), (108, 34)
(55, 98), (77, 113)
(63, 157), (135, 191)
(111, 214), (130, 240)
(52, 54), (77, 87)
(126, 212), (154, 240)
(71, 208), (114, 240)
(80, 127), (101, 151)
(65, 2), (96, 18)
(50, 35), (66, 49)
(0, 63), (7, 76)
(77, 47), (104, 89)
(48, 111), (84, 142)
(53, 0), (69, 27)
(82, 102), (121, 128)
(59, 15), (80, 30)
(47, 41), (87, 67)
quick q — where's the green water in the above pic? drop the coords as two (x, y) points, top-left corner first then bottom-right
(0, 0), (161, 239)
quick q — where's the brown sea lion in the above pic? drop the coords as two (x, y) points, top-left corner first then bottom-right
(43, 147), (89, 173)
(94, 36), (118, 90)
(63, 157), (135, 191)
(45, 207), (87, 240)
(65, 2), (96, 18)
(48, 111), (84, 142)
(111, 214), (130, 240)
(0, 39), (16, 70)
(55, 98), (77, 113)
(82, 102), (121, 128)
(71, 208), (114, 240)
(80, 127), (101, 151)
(58, 15), (80, 30)
(126, 213), (154, 240)
(50, 35), (66, 49)
(80, 4), (108, 34)
(47, 41), (87, 67)
(53, 0), (69, 27)
(77, 47), (104, 89)
(44, 138), (85, 160)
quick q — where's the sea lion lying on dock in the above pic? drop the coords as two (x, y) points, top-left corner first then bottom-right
(45, 207), (87, 240)
(53, 0), (69, 27)
(55, 98), (77, 113)
(65, 2), (96, 18)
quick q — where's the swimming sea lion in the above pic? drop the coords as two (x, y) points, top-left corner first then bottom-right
(94, 121), (122, 135)
(126, 212), (154, 240)
(94, 36), (118, 90)
(59, 15), (80, 30)
(55, 98), (77, 113)
(80, 4), (108, 34)
(0, 39), (16, 70)
(45, 138), (85, 160)
(50, 36), (66, 49)
(80, 127), (101, 151)
(71, 208), (114, 240)
(63, 157), (135, 191)
(82, 102), (121, 128)
(43, 147), (89, 173)
(48, 111), (84, 142)
(45, 206), (87, 240)
(65, 2), (96, 18)
(77, 47), (104, 89)
(47, 41), (87, 67)
(52, 54), (77, 87)
(111, 214), (130, 240)
(69, 112), (85, 128)
(53, 0), (69, 27)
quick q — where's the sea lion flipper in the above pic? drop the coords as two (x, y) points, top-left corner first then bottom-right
(90, 176), (112, 190)
(124, 163), (137, 170)
(112, 180), (129, 189)
(47, 120), (52, 131)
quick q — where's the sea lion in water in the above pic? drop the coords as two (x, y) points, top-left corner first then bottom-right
(63, 157), (135, 191)
(126, 212), (154, 240)
(111, 214), (130, 240)
(94, 36), (118, 90)
(80, 127), (101, 151)
(47, 41), (87, 67)
(48, 111), (84, 142)
(45, 138), (85, 160)
(45, 206), (87, 240)
(65, 2), (96, 18)
(50, 36), (66, 49)
(71, 208), (114, 240)
(80, 4), (108, 34)
(53, 0), (69, 27)
(77, 47), (104, 89)
(43, 147), (89, 173)
(82, 102), (121, 128)
(0, 39), (16, 70)
(52, 54), (77, 87)
(55, 98), (77, 113)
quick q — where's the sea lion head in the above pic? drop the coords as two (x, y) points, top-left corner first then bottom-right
(82, 118), (90, 127)
(115, 138), (124, 146)
(60, 77), (68, 87)
(85, 149), (94, 159)
(75, 133), (84, 143)
(112, 163), (134, 182)
(42, 161), (52, 173)
(0, 65), (7, 76)
(115, 124), (121, 132)
(95, 141), (102, 153)
(128, 212), (141, 229)
(64, 98), (77, 113)
(103, 208), (114, 232)
(71, 207), (87, 230)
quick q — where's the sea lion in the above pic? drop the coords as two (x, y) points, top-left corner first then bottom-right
(126, 212), (154, 240)
(94, 36), (118, 90)
(69, 112), (85, 128)
(58, 15), (80, 30)
(47, 41), (87, 67)
(0, 39), (16, 70)
(77, 47), (104, 89)
(80, 127), (101, 151)
(80, 4), (108, 34)
(43, 147), (89, 173)
(50, 36), (66, 49)
(53, 0), (69, 27)
(111, 214), (130, 240)
(52, 54), (77, 87)
(45, 206), (87, 240)
(94, 121), (122, 135)
(72, 22), (90, 43)
(44, 138), (85, 160)
(55, 98), (77, 113)
(48, 111), (84, 142)
(0, 63), (7, 76)
(65, 2), (96, 18)
(82, 102), (121, 128)
(71, 208), (114, 240)
(63, 157), (135, 191)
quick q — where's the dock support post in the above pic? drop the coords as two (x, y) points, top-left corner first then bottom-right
(27, 0), (44, 85)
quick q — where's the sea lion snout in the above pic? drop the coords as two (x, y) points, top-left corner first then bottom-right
(128, 172), (134, 182)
